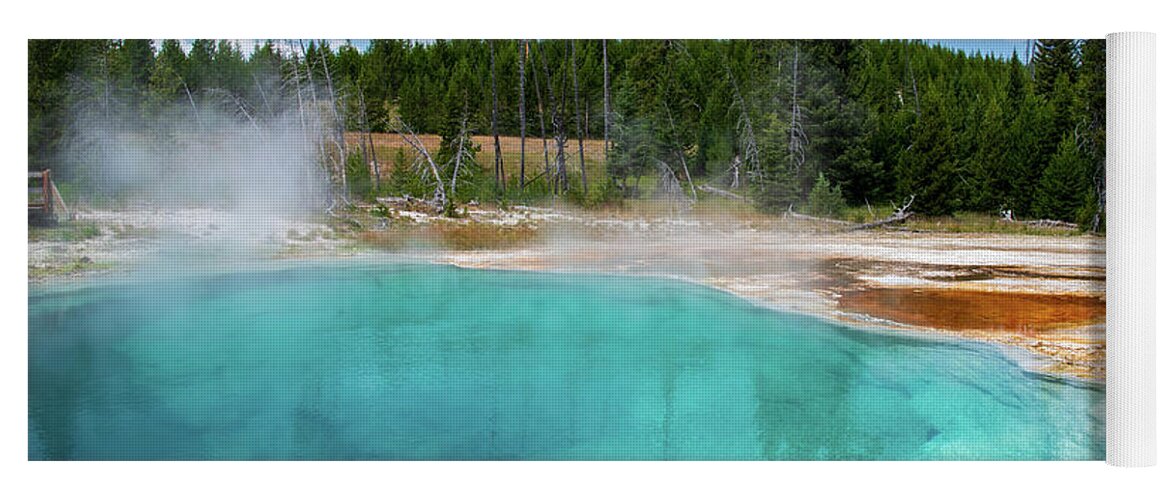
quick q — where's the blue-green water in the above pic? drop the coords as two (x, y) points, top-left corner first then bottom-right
(29, 263), (1104, 460)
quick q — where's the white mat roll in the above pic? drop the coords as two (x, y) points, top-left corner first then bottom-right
(1106, 31), (1156, 467)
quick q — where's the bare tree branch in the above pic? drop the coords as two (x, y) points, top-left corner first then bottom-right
(391, 117), (447, 208)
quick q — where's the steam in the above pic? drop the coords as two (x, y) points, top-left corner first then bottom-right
(68, 92), (329, 209)
(62, 68), (333, 259)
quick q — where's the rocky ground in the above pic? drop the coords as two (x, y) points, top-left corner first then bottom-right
(29, 203), (1105, 380)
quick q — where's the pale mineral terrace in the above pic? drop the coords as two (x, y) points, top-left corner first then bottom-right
(29, 205), (1105, 380)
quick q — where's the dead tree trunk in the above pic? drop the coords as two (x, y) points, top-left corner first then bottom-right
(286, 47), (317, 205)
(450, 102), (471, 200)
(1091, 158), (1105, 232)
(788, 44), (806, 174)
(571, 40), (588, 195)
(356, 84), (378, 191)
(253, 73), (273, 118)
(182, 81), (202, 129)
(205, 88), (258, 130)
(662, 101), (698, 201)
(518, 40), (527, 187)
(848, 195), (915, 231)
(603, 39), (611, 160)
(490, 41), (504, 192)
(288, 50), (306, 130)
(557, 43), (570, 194)
(545, 42), (569, 195)
(298, 41), (333, 188)
(392, 118), (447, 209)
(655, 160), (692, 216)
(101, 49), (111, 123)
(553, 121), (568, 194)
(786, 206), (852, 226)
(726, 63), (761, 184)
(532, 41), (551, 189)
(699, 183), (746, 201)
(905, 49), (921, 116)
(157, 59), (198, 130)
(728, 155), (742, 189)
(317, 42), (348, 196)
(368, 132), (380, 191)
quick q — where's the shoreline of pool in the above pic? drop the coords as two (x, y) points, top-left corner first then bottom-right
(29, 206), (1105, 381)
(430, 256), (1099, 386)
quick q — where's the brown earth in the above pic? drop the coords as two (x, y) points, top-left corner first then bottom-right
(346, 132), (609, 182)
(838, 288), (1105, 333)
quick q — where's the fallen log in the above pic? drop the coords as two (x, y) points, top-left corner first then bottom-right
(1019, 218), (1080, 229)
(375, 194), (444, 213)
(847, 194), (916, 231)
(785, 206), (851, 226)
(847, 211), (914, 231)
(698, 184), (747, 201)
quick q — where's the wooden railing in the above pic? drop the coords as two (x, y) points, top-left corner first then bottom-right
(28, 169), (70, 224)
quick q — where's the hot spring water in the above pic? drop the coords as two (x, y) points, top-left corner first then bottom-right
(28, 263), (1104, 460)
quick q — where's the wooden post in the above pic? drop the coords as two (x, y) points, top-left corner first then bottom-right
(42, 170), (52, 219)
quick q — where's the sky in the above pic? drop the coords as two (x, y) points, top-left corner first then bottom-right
(925, 39), (1033, 61)
(157, 39), (1034, 61)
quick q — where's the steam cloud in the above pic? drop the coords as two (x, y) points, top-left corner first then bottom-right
(61, 71), (336, 262)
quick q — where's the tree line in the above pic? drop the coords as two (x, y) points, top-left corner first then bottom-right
(28, 39), (1105, 228)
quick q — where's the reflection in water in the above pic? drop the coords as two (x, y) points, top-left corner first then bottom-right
(29, 264), (1104, 460)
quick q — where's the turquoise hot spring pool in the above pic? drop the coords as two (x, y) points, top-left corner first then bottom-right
(28, 263), (1104, 460)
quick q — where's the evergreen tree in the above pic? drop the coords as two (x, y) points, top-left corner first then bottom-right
(806, 172), (846, 218)
(968, 95), (1011, 212)
(24, 37), (1108, 222)
(29, 40), (106, 171)
(607, 72), (655, 192)
(1005, 91), (1053, 217)
(896, 83), (959, 215)
(185, 39), (216, 91)
(119, 40), (155, 91)
(753, 110), (801, 213)
(1032, 39), (1078, 96)
(148, 40), (187, 106)
(1076, 39), (1107, 230)
(1034, 133), (1091, 221)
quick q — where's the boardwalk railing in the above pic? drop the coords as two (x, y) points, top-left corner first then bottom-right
(29, 169), (70, 225)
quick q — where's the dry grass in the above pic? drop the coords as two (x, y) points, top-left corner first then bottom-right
(28, 222), (102, 242)
(346, 133), (1090, 237)
(429, 222), (539, 250)
(347, 132), (609, 185)
(904, 213), (1085, 236)
(29, 259), (114, 279)
(354, 229), (409, 250)
(355, 219), (540, 251)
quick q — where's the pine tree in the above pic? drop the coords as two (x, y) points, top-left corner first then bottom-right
(969, 95), (1011, 212)
(607, 72), (655, 192)
(1032, 39), (1078, 97)
(1005, 91), (1053, 217)
(896, 83), (959, 216)
(119, 40), (155, 91)
(1076, 39), (1107, 231)
(753, 110), (801, 213)
(437, 58), (479, 177)
(24, 37), (1110, 219)
(1034, 133), (1091, 221)
(29, 39), (105, 172)
(806, 172), (846, 218)
(185, 39), (216, 91)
